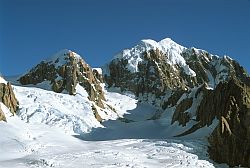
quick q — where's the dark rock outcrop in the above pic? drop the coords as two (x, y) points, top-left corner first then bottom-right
(171, 98), (193, 126)
(19, 50), (105, 109)
(206, 78), (250, 167)
(0, 82), (19, 115)
(161, 90), (187, 109)
(0, 80), (19, 121)
(183, 48), (249, 88)
(0, 107), (6, 122)
(105, 49), (194, 105)
(174, 78), (250, 166)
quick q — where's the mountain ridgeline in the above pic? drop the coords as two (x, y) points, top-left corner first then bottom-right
(5, 38), (249, 167)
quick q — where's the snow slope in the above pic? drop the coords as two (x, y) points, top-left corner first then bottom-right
(13, 84), (103, 135)
(0, 76), (7, 84)
(0, 114), (224, 168)
(0, 82), (229, 167)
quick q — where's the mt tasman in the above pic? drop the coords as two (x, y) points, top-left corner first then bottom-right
(0, 38), (249, 168)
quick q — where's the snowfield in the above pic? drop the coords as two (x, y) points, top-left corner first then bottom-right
(13, 84), (103, 135)
(0, 83), (228, 167)
(0, 116), (222, 168)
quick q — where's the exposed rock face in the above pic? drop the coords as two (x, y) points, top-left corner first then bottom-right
(0, 82), (19, 115)
(171, 83), (208, 129)
(206, 78), (250, 167)
(171, 98), (193, 126)
(183, 48), (249, 87)
(162, 90), (186, 107)
(106, 49), (192, 100)
(170, 78), (250, 167)
(0, 106), (7, 122)
(19, 50), (105, 109)
(0, 80), (19, 121)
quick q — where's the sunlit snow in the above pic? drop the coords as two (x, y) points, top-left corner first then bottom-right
(113, 38), (196, 76)
(0, 83), (228, 168)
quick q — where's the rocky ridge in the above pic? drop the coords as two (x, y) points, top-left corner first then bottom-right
(207, 78), (250, 167)
(104, 39), (248, 108)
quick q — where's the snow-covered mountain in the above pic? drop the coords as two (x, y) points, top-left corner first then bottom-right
(103, 38), (250, 167)
(105, 38), (247, 91)
(0, 37), (250, 167)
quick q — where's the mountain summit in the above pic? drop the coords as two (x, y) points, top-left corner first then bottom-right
(19, 49), (105, 105)
(113, 38), (195, 76)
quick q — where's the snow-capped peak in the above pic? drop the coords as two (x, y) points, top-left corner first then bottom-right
(47, 49), (82, 61)
(140, 39), (162, 49)
(113, 38), (195, 76)
(159, 38), (185, 54)
(45, 49), (83, 67)
(113, 39), (160, 72)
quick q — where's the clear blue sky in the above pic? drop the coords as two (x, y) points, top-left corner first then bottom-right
(0, 0), (249, 76)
